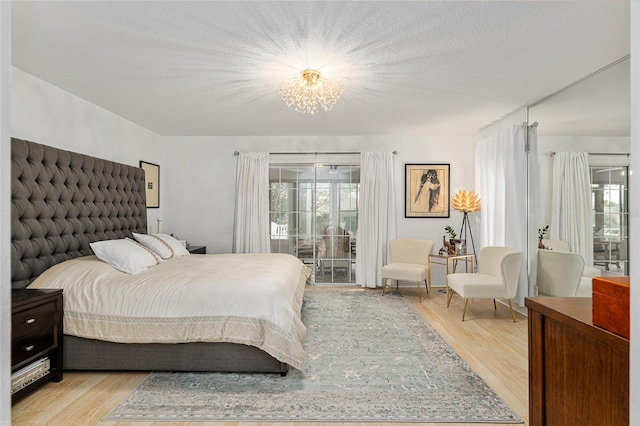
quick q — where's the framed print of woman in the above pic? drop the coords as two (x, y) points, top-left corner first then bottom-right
(405, 163), (450, 218)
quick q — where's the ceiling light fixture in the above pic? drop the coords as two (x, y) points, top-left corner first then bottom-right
(279, 69), (343, 114)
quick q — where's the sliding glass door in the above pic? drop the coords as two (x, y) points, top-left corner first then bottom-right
(269, 163), (359, 284)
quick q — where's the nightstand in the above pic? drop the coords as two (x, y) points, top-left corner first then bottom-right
(187, 245), (206, 254)
(11, 288), (63, 403)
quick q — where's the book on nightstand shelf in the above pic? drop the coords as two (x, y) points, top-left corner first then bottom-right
(187, 245), (206, 254)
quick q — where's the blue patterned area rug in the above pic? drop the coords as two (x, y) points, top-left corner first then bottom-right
(105, 291), (521, 423)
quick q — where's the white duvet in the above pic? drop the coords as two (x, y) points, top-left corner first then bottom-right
(28, 253), (309, 370)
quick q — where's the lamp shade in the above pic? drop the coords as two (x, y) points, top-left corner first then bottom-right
(452, 190), (481, 213)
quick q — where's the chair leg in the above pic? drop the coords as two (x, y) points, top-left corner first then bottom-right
(382, 278), (387, 296)
(493, 299), (497, 310)
(416, 281), (422, 303)
(446, 287), (454, 307)
(507, 299), (516, 322)
(462, 299), (469, 321)
(424, 279), (431, 299)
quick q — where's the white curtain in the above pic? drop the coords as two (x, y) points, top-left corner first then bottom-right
(475, 124), (529, 305)
(550, 152), (593, 265)
(233, 152), (270, 253)
(356, 152), (397, 288)
(527, 124), (540, 297)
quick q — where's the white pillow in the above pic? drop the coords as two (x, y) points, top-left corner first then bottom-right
(132, 232), (175, 260)
(150, 233), (190, 257)
(90, 238), (159, 274)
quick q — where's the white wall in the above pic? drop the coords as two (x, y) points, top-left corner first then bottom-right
(629, 2), (639, 424)
(537, 136), (630, 227)
(10, 68), (165, 228)
(162, 134), (475, 286)
(0, 3), (11, 424)
(3, 69), (165, 423)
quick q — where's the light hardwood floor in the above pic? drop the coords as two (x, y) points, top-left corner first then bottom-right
(11, 286), (529, 426)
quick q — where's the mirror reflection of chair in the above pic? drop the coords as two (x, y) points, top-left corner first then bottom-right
(592, 231), (622, 271)
(381, 239), (435, 303)
(537, 238), (601, 297)
(446, 246), (523, 321)
(544, 238), (602, 279)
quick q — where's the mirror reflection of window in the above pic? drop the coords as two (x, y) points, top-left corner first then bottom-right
(591, 165), (629, 274)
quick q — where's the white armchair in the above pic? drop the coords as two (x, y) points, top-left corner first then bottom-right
(542, 239), (601, 277)
(446, 246), (523, 321)
(381, 239), (434, 302)
(537, 239), (601, 297)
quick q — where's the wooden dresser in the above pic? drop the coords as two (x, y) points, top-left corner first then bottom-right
(525, 297), (629, 426)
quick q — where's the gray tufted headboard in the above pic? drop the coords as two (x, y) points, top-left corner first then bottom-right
(11, 138), (148, 288)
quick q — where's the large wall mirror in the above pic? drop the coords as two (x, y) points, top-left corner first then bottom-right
(529, 57), (631, 295)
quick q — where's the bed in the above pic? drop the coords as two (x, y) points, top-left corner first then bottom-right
(11, 138), (307, 374)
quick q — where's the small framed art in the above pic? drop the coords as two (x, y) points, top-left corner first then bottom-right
(405, 163), (450, 218)
(140, 161), (160, 208)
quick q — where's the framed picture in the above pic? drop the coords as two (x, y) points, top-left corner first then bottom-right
(405, 163), (450, 218)
(140, 161), (160, 208)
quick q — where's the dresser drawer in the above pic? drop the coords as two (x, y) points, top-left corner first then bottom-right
(12, 328), (55, 366)
(13, 302), (55, 339)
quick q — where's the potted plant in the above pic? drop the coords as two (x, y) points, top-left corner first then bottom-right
(444, 226), (458, 255)
(538, 225), (549, 249)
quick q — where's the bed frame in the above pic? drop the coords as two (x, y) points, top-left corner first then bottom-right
(11, 138), (288, 374)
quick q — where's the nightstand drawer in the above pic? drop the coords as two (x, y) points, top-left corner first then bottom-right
(11, 288), (63, 403)
(12, 328), (55, 366)
(13, 302), (55, 339)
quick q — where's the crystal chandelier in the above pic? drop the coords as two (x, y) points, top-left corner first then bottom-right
(279, 69), (343, 114)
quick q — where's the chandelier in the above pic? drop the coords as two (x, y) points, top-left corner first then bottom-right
(279, 69), (343, 114)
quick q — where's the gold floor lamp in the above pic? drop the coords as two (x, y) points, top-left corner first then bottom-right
(452, 190), (481, 267)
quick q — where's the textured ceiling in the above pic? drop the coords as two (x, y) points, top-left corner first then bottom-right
(11, 1), (630, 137)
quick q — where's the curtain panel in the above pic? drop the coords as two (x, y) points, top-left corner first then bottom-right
(233, 152), (270, 253)
(356, 152), (397, 288)
(550, 152), (593, 265)
(475, 124), (530, 305)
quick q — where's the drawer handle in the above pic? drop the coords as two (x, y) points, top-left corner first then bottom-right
(25, 318), (36, 324)
(24, 345), (35, 352)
